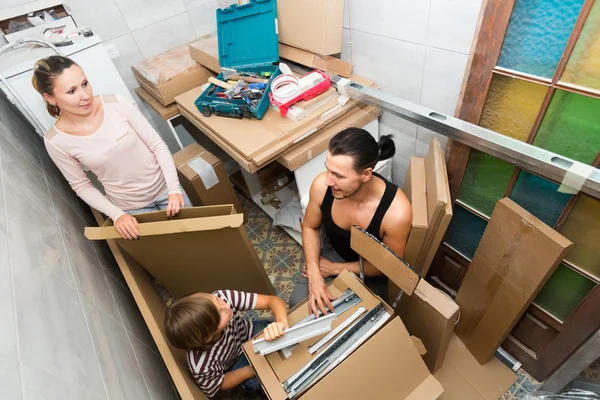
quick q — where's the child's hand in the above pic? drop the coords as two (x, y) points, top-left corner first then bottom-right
(263, 321), (289, 341)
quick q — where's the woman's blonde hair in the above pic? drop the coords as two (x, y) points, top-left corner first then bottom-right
(31, 55), (78, 118)
(164, 293), (221, 351)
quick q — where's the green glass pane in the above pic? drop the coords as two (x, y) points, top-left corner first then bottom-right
(533, 90), (600, 164)
(509, 171), (573, 227)
(562, 1), (600, 92)
(559, 195), (600, 278)
(535, 263), (596, 321)
(497, 0), (584, 78)
(458, 150), (515, 217)
(480, 74), (548, 141)
(445, 205), (488, 260)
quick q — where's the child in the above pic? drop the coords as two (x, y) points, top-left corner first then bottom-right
(164, 290), (289, 398)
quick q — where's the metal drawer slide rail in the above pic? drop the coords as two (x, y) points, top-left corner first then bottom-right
(283, 302), (390, 398)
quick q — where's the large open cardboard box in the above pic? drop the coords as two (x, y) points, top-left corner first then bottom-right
(242, 227), (442, 399)
(243, 270), (443, 400)
(85, 206), (274, 298)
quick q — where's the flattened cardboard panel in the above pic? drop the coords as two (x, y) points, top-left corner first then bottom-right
(415, 139), (448, 275)
(264, 270), (384, 381)
(135, 87), (179, 120)
(302, 318), (443, 400)
(455, 198), (573, 364)
(420, 146), (452, 277)
(90, 210), (207, 400)
(350, 226), (419, 295)
(434, 335), (516, 400)
(278, 43), (353, 77)
(189, 34), (221, 74)
(399, 279), (459, 373)
(403, 156), (428, 267)
(277, 105), (381, 171)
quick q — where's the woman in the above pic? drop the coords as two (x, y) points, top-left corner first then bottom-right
(33, 55), (191, 239)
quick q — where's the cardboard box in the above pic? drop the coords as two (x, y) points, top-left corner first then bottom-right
(85, 205), (274, 298)
(243, 270), (443, 400)
(455, 198), (573, 364)
(132, 44), (214, 106)
(277, 0), (345, 55)
(434, 335), (517, 400)
(279, 44), (352, 78)
(173, 143), (243, 214)
(89, 210), (209, 400)
(277, 104), (381, 171)
(135, 87), (180, 120)
(188, 33), (221, 74)
(399, 279), (459, 373)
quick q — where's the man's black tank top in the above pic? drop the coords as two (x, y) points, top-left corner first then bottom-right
(320, 172), (398, 262)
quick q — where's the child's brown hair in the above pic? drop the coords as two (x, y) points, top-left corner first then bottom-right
(164, 293), (221, 351)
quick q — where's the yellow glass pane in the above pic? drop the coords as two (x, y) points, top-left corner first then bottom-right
(559, 195), (600, 278)
(480, 74), (548, 141)
(562, 1), (600, 92)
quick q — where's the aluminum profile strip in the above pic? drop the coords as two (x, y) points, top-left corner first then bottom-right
(331, 76), (600, 199)
(252, 313), (335, 356)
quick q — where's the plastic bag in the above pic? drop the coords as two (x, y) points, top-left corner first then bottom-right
(132, 43), (204, 85)
(524, 389), (600, 399)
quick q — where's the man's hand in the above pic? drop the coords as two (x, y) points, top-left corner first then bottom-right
(302, 258), (339, 279)
(166, 193), (185, 217)
(114, 214), (139, 240)
(307, 267), (336, 317)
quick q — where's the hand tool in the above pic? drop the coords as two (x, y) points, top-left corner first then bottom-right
(208, 77), (232, 90)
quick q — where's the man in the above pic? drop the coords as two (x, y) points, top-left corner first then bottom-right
(288, 128), (413, 317)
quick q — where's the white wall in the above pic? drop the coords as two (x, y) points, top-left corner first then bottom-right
(341, 0), (481, 187)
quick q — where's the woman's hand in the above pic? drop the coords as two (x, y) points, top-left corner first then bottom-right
(263, 320), (289, 341)
(166, 193), (185, 217)
(114, 214), (139, 240)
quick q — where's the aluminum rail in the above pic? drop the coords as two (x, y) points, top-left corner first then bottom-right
(0, 38), (64, 135)
(331, 76), (600, 199)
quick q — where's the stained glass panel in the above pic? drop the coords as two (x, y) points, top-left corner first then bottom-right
(533, 90), (600, 164)
(480, 74), (548, 141)
(445, 205), (488, 260)
(497, 0), (584, 78)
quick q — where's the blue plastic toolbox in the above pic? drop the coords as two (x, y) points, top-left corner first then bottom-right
(194, 0), (281, 120)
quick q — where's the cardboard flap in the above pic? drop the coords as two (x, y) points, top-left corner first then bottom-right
(85, 210), (243, 240)
(411, 336), (427, 356)
(434, 335), (516, 400)
(350, 226), (420, 295)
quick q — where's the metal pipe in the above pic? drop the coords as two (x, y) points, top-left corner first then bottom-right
(0, 38), (64, 135)
(332, 77), (600, 199)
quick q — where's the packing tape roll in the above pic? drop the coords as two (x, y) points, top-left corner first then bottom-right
(188, 156), (219, 190)
(557, 161), (595, 194)
(336, 78), (351, 95)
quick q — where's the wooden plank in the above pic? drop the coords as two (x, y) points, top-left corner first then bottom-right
(350, 226), (420, 296)
(447, 0), (515, 202)
(455, 198), (573, 364)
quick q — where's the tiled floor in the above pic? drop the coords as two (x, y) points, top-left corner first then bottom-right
(168, 193), (600, 399)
